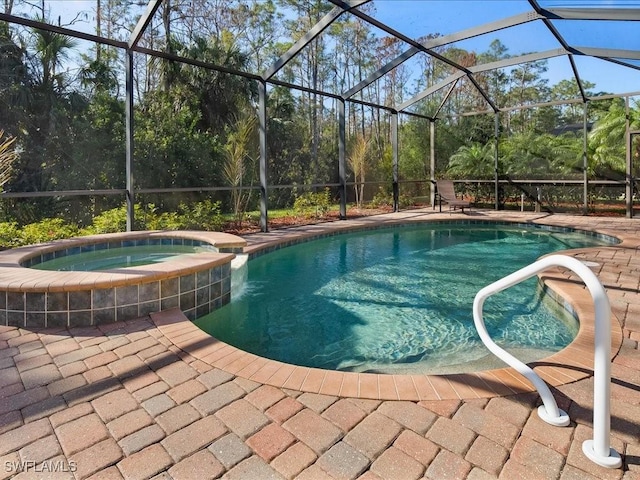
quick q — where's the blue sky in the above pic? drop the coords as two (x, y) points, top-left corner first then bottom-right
(25, 0), (640, 98)
(369, 0), (640, 97)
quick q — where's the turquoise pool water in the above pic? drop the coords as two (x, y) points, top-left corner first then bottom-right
(195, 223), (615, 374)
(32, 245), (206, 271)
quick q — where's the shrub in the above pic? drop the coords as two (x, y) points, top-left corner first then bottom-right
(178, 200), (224, 231)
(0, 221), (21, 249)
(81, 204), (129, 234)
(293, 188), (331, 218)
(19, 218), (79, 246)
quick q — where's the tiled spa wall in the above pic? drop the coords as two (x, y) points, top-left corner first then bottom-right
(1, 261), (232, 328)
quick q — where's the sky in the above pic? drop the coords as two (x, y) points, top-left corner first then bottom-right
(13, 0), (640, 99)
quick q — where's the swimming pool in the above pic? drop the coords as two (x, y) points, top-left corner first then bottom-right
(194, 223), (615, 374)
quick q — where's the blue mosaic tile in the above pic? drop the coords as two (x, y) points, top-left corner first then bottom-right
(93, 307), (115, 324)
(161, 296), (179, 311)
(7, 292), (24, 310)
(117, 305), (138, 321)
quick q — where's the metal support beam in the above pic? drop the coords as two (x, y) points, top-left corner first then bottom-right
(542, 6), (640, 21)
(326, 0), (496, 112)
(0, 12), (126, 48)
(125, 50), (135, 231)
(469, 49), (567, 74)
(391, 112), (399, 212)
(129, 0), (162, 48)
(344, 48), (419, 99)
(344, 11), (542, 100)
(571, 46), (640, 62)
(626, 96), (633, 219)
(569, 55), (588, 102)
(430, 120), (436, 208)
(258, 81), (269, 231)
(398, 72), (465, 111)
(338, 100), (347, 219)
(433, 79), (461, 119)
(264, 0), (369, 80)
(583, 103), (589, 214)
(494, 113), (500, 211)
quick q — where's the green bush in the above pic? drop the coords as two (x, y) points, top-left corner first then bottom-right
(293, 188), (331, 218)
(371, 187), (393, 208)
(19, 218), (79, 246)
(178, 200), (224, 231)
(0, 199), (224, 249)
(370, 187), (412, 209)
(0, 221), (21, 249)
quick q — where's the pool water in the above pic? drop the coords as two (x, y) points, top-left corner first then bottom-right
(33, 245), (207, 271)
(195, 224), (614, 374)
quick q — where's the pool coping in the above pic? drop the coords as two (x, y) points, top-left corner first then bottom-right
(152, 214), (626, 401)
(0, 230), (246, 292)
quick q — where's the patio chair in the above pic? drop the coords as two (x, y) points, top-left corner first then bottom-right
(434, 180), (470, 212)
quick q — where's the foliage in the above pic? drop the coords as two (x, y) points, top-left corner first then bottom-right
(19, 218), (79, 245)
(447, 143), (495, 179)
(0, 222), (21, 249)
(177, 200), (224, 231)
(588, 98), (640, 178)
(223, 114), (258, 227)
(371, 187), (412, 209)
(347, 134), (369, 208)
(1, 3), (639, 225)
(293, 188), (332, 218)
(80, 204), (142, 234)
(500, 132), (582, 179)
(0, 130), (18, 188)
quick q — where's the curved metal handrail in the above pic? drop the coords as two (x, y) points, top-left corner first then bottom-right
(473, 254), (621, 469)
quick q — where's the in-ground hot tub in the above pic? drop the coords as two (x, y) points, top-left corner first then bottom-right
(0, 230), (246, 328)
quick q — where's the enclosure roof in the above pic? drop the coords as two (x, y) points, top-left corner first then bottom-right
(2, 0), (640, 118)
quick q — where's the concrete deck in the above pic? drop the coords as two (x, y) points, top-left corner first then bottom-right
(1, 210), (639, 479)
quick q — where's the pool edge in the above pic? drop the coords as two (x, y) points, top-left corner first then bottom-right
(151, 214), (625, 400)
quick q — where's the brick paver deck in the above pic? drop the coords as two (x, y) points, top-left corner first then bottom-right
(1, 210), (639, 479)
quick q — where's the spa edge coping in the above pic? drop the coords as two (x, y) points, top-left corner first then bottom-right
(0, 230), (247, 292)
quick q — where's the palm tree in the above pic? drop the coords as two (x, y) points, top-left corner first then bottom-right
(500, 132), (581, 179)
(588, 99), (640, 177)
(31, 25), (78, 92)
(223, 114), (258, 227)
(447, 143), (495, 179)
(0, 130), (18, 189)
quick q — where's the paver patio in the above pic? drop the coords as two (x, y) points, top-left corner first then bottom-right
(0, 209), (639, 479)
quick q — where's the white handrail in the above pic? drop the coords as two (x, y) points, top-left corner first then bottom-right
(473, 254), (621, 468)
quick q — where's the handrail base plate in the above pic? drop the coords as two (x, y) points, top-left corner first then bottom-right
(537, 405), (570, 427)
(582, 440), (622, 469)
